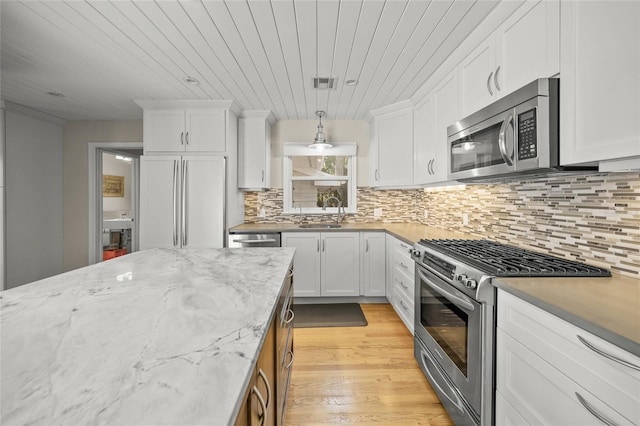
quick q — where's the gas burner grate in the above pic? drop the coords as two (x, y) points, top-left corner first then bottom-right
(418, 239), (611, 277)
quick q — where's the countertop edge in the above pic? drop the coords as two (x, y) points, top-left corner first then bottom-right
(493, 281), (640, 358)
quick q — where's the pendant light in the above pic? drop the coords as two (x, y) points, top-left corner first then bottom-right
(309, 111), (332, 151)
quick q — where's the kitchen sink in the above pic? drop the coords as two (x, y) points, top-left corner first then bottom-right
(298, 223), (342, 229)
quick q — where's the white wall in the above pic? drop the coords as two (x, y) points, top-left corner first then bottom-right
(5, 106), (64, 289)
(270, 120), (369, 188)
(102, 152), (133, 218)
(63, 120), (142, 272)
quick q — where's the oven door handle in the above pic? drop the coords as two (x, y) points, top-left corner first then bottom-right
(417, 269), (475, 312)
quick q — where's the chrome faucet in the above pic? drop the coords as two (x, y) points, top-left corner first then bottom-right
(322, 196), (345, 224)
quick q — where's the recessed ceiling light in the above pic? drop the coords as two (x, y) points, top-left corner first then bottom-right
(345, 79), (358, 86)
(46, 91), (65, 98)
(183, 76), (200, 85)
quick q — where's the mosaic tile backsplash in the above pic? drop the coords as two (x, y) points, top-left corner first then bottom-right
(244, 172), (640, 278)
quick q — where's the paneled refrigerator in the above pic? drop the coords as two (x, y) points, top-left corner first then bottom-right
(140, 155), (226, 249)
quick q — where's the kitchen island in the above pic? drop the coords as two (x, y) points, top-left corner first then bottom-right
(0, 247), (295, 426)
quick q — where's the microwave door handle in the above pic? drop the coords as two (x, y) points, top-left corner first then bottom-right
(498, 113), (514, 166)
(417, 269), (475, 312)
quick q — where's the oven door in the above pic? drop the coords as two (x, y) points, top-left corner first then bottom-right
(414, 264), (482, 415)
(448, 108), (516, 181)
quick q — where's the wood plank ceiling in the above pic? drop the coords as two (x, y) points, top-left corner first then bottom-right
(0, 0), (499, 121)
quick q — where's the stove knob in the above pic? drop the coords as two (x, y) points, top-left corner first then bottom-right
(463, 278), (477, 289)
(410, 249), (421, 257)
(456, 274), (468, 282)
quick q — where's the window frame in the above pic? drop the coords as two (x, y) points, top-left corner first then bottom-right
(283, 142), (357, 215)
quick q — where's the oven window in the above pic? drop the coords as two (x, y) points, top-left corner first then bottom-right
(420, 285), (469, 376)
(450, 122), (505, 173)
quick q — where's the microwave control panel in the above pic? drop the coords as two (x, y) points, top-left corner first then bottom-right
(517, 108), (537, 160)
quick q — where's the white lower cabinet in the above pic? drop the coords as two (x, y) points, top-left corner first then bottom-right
(282, 232), (360, 298)
(496, 290), (640, 426)
(388, 237), (415, 334)
(361, 232), (386, 297)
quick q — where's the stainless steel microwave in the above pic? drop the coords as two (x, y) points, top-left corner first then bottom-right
(447, 78), (569, 182)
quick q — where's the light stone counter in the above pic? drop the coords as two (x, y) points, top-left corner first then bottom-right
(0, 247), (295, 426)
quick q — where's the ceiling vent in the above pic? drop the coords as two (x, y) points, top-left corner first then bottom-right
(313, 76), (337, 90)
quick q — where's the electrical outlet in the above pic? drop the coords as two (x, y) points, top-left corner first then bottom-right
(258, 207), (266, 218)
(373, 208), (382, 218)
(423, 209), (429, 219)
(462, 213), (469, 226)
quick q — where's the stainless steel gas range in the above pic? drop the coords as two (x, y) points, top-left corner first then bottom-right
(410, 239), (611, 426)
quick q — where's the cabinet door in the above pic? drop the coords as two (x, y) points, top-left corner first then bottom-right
(321, 232), (360, 297)
(560, 0), (640, 165)
(238, 117), (270, 190)
(140, 156), (181, 250)
(362, 233), (386, 297)
(460, 39), (496, 116)
(143, 109), (185, 152)
(256, 321), (276, 426)
(495, 0), (559, 97)
(433, 72), (460, 181)
(282, 233), (321, 297)
(385, 234), (394, 299)
(374, 108), (414, 187)
(182, 156), (225, 248)
(413, 94), (436, 185)
(185, 109), (226, 153)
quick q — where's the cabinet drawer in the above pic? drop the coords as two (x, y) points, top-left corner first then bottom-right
(498, 290), (640, 423)
(497, 328), (635, 425)
(392, 285), (414, 335)
(393, 267), (414, 301)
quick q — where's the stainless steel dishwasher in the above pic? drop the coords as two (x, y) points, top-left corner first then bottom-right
(227, 232), (281, 248)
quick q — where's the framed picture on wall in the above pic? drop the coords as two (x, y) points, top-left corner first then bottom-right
(103, 175), (124, 197)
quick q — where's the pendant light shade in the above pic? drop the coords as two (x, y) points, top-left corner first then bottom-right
(309, 111), (332, 151)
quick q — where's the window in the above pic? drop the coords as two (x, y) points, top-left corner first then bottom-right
(283, 142), (357, 214)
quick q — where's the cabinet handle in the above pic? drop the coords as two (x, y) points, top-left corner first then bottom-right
(185, 131), (190, 145)
(285, 309), (295, 325)
(577, 335), (640, 371)
(487, 71), (494, 96)
(285, 349), (295, 369)
(575, 392), (618, 426)
(399, 280), (409, 290)
(181, 159), (188, 247)
(400, 261), (409, 269)
(400, 300), (410, 310)
(365, 239), (369, 252)
(172, 160), (179, 247)
(375, 169), (379, 181)
(251, 386), (267, 426)
(494, 66), (501, 91)
(286, 268), (294, 279)
(322, 239), (325, 252)
(261, 170), (264, 182)
(317, 239), (320, 252)
(180, 131), (184, 146)
(257, 369), (272, 409)
(399, 242), (409, 249)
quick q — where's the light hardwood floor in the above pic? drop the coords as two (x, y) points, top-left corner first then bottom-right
(285, 303), (454, 426)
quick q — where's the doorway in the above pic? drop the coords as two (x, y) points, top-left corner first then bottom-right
(88, 142), (142, 264)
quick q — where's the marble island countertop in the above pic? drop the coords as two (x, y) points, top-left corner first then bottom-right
(0, 247), (295, 426)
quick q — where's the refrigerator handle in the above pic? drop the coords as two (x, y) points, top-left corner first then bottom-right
(182, 159), (188, 247)
(172, 160), (179, 247)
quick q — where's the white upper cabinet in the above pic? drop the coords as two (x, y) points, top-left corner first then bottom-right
(238, 110), (274, 191)
(460, 0), (560, 116)
(144, 108), (226, 153)
(369, 102), (414, 188)
(413, 94), (436, 185)
(433, 72), (460, 181)
(135, 100), (238, 154)
(560, 0), (640, 168)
